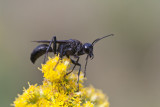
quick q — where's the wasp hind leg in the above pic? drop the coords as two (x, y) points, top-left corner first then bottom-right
(43, 36), (57, 64)
(53, 44), (64, 70)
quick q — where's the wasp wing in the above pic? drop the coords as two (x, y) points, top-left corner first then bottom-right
(32, 40), (69, 44)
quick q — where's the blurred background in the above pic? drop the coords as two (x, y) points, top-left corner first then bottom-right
(0, 0), (160, 107)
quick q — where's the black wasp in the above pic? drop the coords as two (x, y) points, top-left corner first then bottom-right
(30, 34), (113, 87)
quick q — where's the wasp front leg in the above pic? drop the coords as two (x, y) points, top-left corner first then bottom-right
(70, 58), (81, 91)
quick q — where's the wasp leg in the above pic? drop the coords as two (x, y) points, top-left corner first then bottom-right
(84, 55), (89, 77)
(53, 36), (57, 55)
(53, 44), (64, 70)
(65, 57), (79, 76)
(43, 36), (57, 64)
(70, 58), (81, 91)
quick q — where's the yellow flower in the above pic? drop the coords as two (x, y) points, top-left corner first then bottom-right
(13, 56), (109, 107)
(83, 101), (94, 107)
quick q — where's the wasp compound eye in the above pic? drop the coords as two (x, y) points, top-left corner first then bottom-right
(83, 43), (93, 54)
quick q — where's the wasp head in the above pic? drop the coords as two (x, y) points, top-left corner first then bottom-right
(83, 43), (94, 59)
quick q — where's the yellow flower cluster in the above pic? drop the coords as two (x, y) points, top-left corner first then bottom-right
(13, 56), (109, 107)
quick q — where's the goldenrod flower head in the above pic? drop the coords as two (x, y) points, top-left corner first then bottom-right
(13, 56), (109, 107)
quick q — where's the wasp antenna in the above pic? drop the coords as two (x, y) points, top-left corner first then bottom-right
(92, 34), (114, 46)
